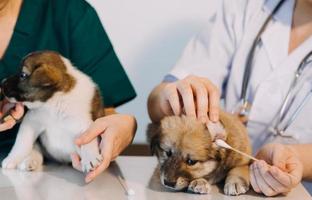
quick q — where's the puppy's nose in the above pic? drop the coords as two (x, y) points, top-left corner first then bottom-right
(164, 180), (176, 188)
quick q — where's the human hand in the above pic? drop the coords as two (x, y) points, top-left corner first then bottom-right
(159, 75), (220, 123)
(0, 99), (24, 131)
(71, 114), (137, 183)
(250, 143), (303, 196)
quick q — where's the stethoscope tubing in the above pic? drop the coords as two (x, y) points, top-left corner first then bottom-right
(275, 51), (312, 132)
(240, 0), (287, 104)
(238, 0), (312, 137)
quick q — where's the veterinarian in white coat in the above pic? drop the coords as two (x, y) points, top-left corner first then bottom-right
(148, 0), (312, 196)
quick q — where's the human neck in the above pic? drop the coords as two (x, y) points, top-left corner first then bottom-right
(304, 0), (312, 6)
(296, 0), (312, 14)
(0, 0), (21, 17)
(0, 0), (10, 16)
(293, 0), (312, 26)
(288, 0), (312, 53)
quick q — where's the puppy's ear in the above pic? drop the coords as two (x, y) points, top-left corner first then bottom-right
(147, 122), (161, 155)
(30, 64), (62, 87)
(206, 121), (227, 141)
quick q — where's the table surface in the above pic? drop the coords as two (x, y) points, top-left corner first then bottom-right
(0, 156), (310, 200)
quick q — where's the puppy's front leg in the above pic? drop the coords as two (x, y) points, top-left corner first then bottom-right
(2, 119), (41, 169)
(78, 137), (103, 173)
(224, 165), (250, 195)
(188, 178), (212, 194)
(17, 144), (43, 171)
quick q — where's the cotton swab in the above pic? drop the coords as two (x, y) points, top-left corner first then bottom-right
(215, 139), (259, 162)
(117, 175), (135, 196)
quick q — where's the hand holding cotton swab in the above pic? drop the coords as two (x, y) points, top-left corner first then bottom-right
(215, 139), (259, 162)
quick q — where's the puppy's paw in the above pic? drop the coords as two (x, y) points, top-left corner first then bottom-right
(188, 178), (211, 194)
(17, 150), (43, 171)
(2, 156), (19, 169)
(78, 138), (103, 173)
(224, 177), (249, 196)
(80, 151), (103, 173)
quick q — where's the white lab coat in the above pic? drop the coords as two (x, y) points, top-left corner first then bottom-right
(169, 0), (312, 153)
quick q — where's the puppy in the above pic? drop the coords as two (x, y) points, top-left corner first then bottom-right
(147, 112), (251, 195)
(1, 51), (104, 173)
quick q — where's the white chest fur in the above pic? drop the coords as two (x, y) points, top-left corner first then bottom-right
(23, 60), (96, 162)
(28, 107), (91, 162)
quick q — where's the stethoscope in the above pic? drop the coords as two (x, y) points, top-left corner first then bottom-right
(232, 0), (312, 138)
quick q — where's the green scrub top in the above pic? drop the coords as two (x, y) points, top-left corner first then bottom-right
(0, 0), (136, 155)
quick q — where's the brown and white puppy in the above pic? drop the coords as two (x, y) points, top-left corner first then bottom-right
(147, 112), (251, 195)
(1, 51), (104, 173)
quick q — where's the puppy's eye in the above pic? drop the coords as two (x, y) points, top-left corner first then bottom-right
(165, 150), (172, 157)
(20, 72), (28, 80)
(186, 159), (198, 166)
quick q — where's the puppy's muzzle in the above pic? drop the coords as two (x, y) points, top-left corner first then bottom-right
(1, 76), (20, 100)
(164, 180), (177, 188)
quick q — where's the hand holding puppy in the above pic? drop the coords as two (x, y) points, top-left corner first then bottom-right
(148, 75), (220, 123)
(0, 99), (24, 131)
(250, 143), (303, 196)
(71, 114), (137, 183)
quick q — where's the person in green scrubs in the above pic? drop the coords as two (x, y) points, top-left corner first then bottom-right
(0, 0), (137, 182)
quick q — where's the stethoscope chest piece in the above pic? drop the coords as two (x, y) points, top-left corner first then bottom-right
(231, 100), (252, 124)
(268, 126), (300, 140)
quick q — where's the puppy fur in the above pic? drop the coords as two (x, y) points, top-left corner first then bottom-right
(1, 51), (105, 172)
(147, 111), (251, 195)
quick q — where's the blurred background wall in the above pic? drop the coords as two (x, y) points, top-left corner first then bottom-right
(87, 0), (218, 144)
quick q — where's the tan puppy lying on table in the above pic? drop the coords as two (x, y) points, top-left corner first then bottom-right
(147, 111), (251, 196)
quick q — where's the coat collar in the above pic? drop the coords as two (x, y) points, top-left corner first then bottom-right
(262, 0), (295, 22)
(226, 0), (285, 109)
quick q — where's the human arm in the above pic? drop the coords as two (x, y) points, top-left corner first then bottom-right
(249, 143), (312, 196)
(71, 112), (137, 183)
(289, 144), (312, 180)
(0, 100), (24, 131)
(65, 1), (137, 182)
(147, 0), (246, 123)
(148, 77), (220, 123)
